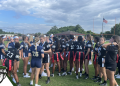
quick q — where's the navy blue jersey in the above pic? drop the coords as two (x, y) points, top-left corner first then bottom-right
(8, 42), (15, 48)
(98, 44), (106, 58)
(74, 41), (84, 52)
(29, 45), (44, 59)
(20, 42), (29, 57)
(5, 48), (19, 61)
(0, 43), (5, 56)
(30, 41), (34, 46)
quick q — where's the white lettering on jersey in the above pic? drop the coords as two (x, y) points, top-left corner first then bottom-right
(47, 44), (50, 48)
(52, 45), (56, 48)
(7, 51), (14, 58)
(71, 45), (74, 49)
(15, 55), (19, 58)
(32, 51), (39, 57)
(88, 44), (91, 47)
(77, 45), (82, 50)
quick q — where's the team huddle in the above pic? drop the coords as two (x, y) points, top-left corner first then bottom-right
(0, 34), (120, 86)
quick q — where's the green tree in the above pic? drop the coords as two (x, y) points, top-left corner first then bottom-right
(111, 23), (120, 35)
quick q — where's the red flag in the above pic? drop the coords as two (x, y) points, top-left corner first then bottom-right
(103, 18), (108, 23)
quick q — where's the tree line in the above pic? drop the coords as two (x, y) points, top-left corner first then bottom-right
(47, 24), (95, 35)
(47, 24), (120, 39)
(1, 23), (120, 39)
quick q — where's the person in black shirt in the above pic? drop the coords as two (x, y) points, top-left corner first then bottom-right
(74, 36), (85, 79)
(103, 35), (119, 86)
(39, 35), (51, 84)
(60, 35), (66, 72)
(62, 37), (69, 76)
(51, 37), (61, 77)
(92, 36), (100, 80)
(3, 42), (21, 86)
(95, 37), (107, 86)
(67, 35), (75, 75)
(84, 34), (92, 79)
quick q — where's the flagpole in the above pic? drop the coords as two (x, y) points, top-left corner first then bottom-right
(102, 22), (103, 37)
(93, 18), (94, 34)
(114, 17), (116, 35)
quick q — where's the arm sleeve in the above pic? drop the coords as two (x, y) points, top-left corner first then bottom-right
(87, 42), (92, 48)
(41, 47), (44, 54)
(30, 42), (34, 45)
(28, 46), (32, 53)
(66, 43), (69, 48)
(19, 42), (24, 50)
(15, 50), (20, 61)
(8, 43), (12, 48)
(52, 44), (56, 49)
(0, 44), (5, 49)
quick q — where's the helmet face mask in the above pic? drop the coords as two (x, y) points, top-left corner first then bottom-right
(0, 67), (7, 83)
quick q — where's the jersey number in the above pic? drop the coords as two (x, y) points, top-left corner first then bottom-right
(77, 45), (82, 50)
(71, 45), (74, 49)
(7, 51), (14, 58)
(33, 51), (39, 57)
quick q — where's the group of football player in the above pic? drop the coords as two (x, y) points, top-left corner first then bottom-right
(0, 34), (120, 86)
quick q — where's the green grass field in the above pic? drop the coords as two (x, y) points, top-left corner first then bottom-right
(1, 41), (120, 86)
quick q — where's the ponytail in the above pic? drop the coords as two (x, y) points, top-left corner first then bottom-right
(34, 37), (40, 51)
(86, 34), (92, 45)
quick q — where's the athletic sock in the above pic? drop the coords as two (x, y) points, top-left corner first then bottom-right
(97, 74), (99, 77)
(94, 76), (97, 78)
(17, 82), (19, 85)
(104, 80), (107, 83)
(48, 77), (50, 80)
(39, 74), (41, 76)
(99, 77), (101, 81)
(80, 71), (82, 73)
(86, 74), (89, 77)
(76, 73), (78, 75)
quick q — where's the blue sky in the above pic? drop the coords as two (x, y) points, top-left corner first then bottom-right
(0, 0), (120, 34)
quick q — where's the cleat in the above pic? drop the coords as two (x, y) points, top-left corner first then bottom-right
(80, 73), (82, 77)
(50, 74), (54, 77)
(76, 75), (79, 79)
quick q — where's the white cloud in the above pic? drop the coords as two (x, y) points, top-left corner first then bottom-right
(0, 0), (120, 33)
(0, 23), (52, 34)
